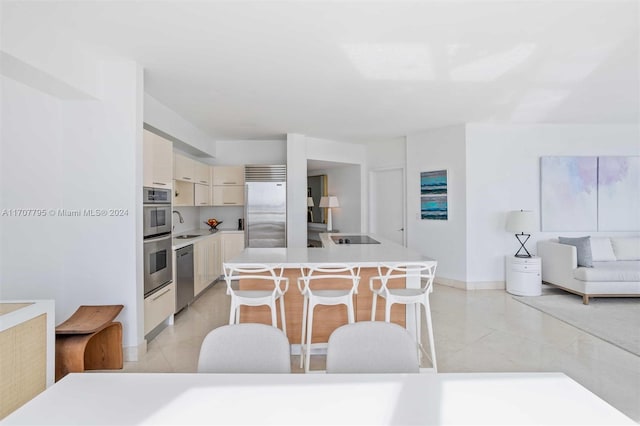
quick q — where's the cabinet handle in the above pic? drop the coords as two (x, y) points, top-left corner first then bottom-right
(200, 202), (207, 205)
(151, 287), (171, 301)
(223, 202), (236, 205)
(200, 181), (207, 184)
(223, 181), (236, 185)
(152, 182), (167, 186)
(183, 177), (191, 180)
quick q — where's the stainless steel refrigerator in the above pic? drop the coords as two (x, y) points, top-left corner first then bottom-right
(244, 166), (287, 248)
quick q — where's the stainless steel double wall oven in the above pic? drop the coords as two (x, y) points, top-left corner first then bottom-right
(143, 187), (173, 297)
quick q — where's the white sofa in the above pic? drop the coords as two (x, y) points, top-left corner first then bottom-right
(537, 237), (640, 304)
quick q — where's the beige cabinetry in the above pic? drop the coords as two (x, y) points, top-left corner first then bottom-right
(194, 183), (210, 206)
(212, 166), (245, 186)
(144, 283), (176, 336)
(173, 180), (194, 206)
(174, 153), (196, 182)
(195, 163), (211, 185)
(194, 234), (221, 297)
(222, 232), (245, 262)
(143, 129), (173, 188)
(211, 166), (245, 206)
(212, 186), (245, 206)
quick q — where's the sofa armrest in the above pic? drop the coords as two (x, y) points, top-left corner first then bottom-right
(537, 240), (578, 285)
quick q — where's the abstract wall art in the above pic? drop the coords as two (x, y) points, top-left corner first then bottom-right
(540, 156), (640, 231)
(598, 156), (640, 231)
(540, 156), (598, 231)
(421, 170), (448, 220)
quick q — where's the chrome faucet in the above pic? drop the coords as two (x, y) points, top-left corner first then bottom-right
(172, 211), (184, 230)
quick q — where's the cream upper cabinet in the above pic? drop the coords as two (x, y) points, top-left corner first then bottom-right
(174, 153), (196, 182)
(212, 166), (245, 186)
(173, 180), (194, 206)
(222, 232), (245, 263)
(143, 129), (173, 188)
(212, 186), (244, 206)
(195, 162), (210, 185)
(194, 183), (210, 206)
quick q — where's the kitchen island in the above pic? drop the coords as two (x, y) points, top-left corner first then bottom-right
(225, 233), (435, 346)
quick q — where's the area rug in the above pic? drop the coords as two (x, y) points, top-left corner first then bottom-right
(513, 292), (640, 356)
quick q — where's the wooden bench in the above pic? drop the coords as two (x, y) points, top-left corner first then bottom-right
(55, 305), (124, 381)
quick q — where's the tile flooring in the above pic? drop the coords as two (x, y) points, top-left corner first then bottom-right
(124, 282), (640, 422)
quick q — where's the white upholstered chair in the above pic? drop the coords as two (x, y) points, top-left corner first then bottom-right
(223, 263), (289, 333)
(370, 262), (438, 371)
(326, 321), (419, 373)
(297, 264), (360, 372)
(197, 324), (291, 373)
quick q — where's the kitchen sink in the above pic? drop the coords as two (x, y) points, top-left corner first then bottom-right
(175, 234), (200, 239)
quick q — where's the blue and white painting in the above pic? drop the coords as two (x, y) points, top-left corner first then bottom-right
(598, 156), (640, 231)
(421, 170), (448, 220)
(540, 156), (598, 231)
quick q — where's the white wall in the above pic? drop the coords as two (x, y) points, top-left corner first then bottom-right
(144, 93), (217, 157)
(406, 125), (468, 284)
(211, 140), (286, 165)
(366, 138), (406, 170)
(465, 123), (640, 284)
(0, 59), (144, 353)
(312, 165), (362, 233)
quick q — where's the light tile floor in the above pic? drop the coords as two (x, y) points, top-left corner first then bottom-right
(124, 282), (640, 422)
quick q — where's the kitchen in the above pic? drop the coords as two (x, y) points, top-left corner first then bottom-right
(142, 128), (363, 341)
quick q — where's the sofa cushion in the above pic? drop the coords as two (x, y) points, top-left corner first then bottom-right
(611, 238), (640, 261)
(590, 238), (617, 262)
(559, 236), (593, 267)
(573, 261), (640, 282)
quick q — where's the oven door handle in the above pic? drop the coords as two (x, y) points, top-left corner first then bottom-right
(144, 234), (172, 243)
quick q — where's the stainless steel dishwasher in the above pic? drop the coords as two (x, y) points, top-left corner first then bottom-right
(175, 245), (194, 313)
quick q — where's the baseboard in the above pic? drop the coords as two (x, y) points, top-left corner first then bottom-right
(435, 277), (505, 291)
(123, 341), (147, 362)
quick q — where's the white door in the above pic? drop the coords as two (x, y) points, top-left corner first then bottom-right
(370, 168), (405, 245)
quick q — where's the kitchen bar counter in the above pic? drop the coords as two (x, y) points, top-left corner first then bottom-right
(226, 234), (435, 346)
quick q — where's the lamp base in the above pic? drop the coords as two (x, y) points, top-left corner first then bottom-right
(326, 208), (333, 232)
(514, 233), (532, 258)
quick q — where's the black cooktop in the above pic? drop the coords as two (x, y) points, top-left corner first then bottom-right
(331, 235), (380, 245)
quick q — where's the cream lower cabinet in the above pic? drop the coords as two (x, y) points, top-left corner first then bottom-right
(144, 283), (176, 336)
(194, 234), (222, 297)
(222, 232), (245, 262)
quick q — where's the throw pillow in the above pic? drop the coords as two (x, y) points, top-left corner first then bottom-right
(558, 236), (593, 267)
(611, 237), (640, 261)
(590, 237), (617, 262)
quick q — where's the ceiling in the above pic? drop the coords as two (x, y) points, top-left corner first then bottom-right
(5, 1), (639, 142)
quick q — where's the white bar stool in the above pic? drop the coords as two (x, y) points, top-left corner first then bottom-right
(297, 264), (360, 373)
(223, 263), (289, 334)
(369, 262), (438, 371)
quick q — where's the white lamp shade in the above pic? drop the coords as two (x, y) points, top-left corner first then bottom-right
(506, 210), (536, 233)
(319, 196), (339, 208)
(307, 197), (314, 207)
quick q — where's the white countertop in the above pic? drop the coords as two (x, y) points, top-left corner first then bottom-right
(227, 233), (433, 268)
(172, 228), (244, 250)
(3, 372), (633, 425)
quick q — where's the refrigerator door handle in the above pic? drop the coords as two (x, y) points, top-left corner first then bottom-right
(244, 184), (249, 247)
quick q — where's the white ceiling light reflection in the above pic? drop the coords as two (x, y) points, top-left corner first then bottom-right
(510, 89), (570, 122)
(450, 43), (537, 82)
(536, 45), (612, 83)
(342, 43), (435, 80)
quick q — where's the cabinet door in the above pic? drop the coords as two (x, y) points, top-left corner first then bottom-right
(194, 183), (211, 206)
(212, 186), (245, 206)
(143, 130), (173, 188)
(174, 153), (195, 182)
(208, 235), (222, 283)
(222, 233), (245, 262)
(144, 283), (176, 335)
(195, 162), (210, 185)
(212, 166), (245, 186)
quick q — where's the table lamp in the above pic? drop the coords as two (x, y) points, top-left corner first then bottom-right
(506, 210), (536, 258)
(319, 196), (339, 232)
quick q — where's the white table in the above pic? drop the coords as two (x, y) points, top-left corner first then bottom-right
(2, 372), (633, 425)
(506, 255), (542, 296)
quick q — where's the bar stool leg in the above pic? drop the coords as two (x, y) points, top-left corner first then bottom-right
(300, 296), (308, 369)
(371, 293), (378, 321)
(305, 302), (315, 373)
(423, 299), (437, 371)
(279, 296), (287, 335)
